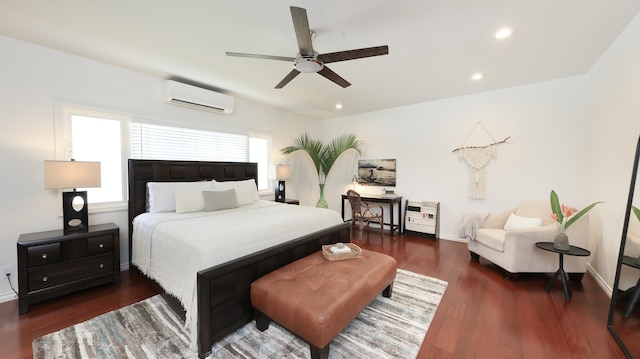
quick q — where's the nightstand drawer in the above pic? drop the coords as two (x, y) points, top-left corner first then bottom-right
(87, 235), (113, 255)
(28, 254), (114, 292)
(27, 243), (61, 267)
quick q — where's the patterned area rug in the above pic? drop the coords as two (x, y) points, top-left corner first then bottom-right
(32, 269), (447, 359)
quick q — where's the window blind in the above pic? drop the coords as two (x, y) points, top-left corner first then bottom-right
(131, 123), (248, 162)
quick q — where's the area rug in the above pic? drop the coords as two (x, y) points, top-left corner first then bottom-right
(32, 269), (447, 359)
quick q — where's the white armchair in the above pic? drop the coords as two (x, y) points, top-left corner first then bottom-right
(466, 200), (589, 279)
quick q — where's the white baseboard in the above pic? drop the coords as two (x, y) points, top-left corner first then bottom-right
(0, 291), (17, 304)
(439, 233), (466, 242)
(588, 263), (613, 298)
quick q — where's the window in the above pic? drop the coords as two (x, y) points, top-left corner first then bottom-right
(58, 103), (272, 211)
(130, 122), (271, 191)
(249, 136), (270, 190)
(57, 104), (129, 208)
(130, 123), (247, 161)
(70, 115), (124, 203)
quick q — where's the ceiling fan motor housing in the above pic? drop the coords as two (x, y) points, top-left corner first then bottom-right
(295, 54), (323, 73)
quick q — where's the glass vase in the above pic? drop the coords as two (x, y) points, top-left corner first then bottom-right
(553, 232), (570, 251)
(316, 184), (328, 208)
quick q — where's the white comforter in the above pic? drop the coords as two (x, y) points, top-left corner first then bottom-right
(131, 200), (343, 351)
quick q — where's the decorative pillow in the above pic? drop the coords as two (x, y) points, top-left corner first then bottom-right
(203, 189), (239, 211)
(213, 179), (259, 205)
(174, 190), (206, 213)
(503, 213), (542, 231)
(147, 181), (213, 213)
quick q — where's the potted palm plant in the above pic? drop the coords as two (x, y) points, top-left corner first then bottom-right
(282, 133), (362, 208)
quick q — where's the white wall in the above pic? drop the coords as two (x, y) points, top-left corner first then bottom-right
(585, 12), (640, 292)
(320, 76), (589, 241)
(0, 36), (320, 302)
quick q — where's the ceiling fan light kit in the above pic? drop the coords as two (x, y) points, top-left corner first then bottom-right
(295, 54), (323, 73)
(226, 6), (388, 89)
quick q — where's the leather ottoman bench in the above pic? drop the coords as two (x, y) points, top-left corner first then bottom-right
(250, 249), (398, 359)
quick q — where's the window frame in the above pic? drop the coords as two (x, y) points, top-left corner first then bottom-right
(248, 132), (273, 194)
(54, 102), (131, 212)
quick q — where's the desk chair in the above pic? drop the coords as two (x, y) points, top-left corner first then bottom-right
(347, 189), (384, 238)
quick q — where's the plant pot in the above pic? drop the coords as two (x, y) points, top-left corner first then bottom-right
(316, 184), (328, 208)
(554, 233), (570, 251)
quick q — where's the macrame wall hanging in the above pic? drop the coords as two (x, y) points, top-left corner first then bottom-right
(452, 122), (510, 200)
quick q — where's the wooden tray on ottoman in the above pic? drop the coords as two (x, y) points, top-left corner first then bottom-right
(322, 243), (363, 261)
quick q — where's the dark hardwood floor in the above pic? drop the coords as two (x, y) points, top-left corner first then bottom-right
(0, 230), (633, 358)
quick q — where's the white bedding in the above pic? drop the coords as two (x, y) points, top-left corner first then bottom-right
(131, 200), (343, 351)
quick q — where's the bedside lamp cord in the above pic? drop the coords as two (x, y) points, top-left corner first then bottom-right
(6, 273), (18, 296)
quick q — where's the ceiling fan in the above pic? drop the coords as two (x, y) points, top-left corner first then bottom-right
(226, 6), (389, 89)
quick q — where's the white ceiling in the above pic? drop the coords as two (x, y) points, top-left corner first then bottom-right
(1, 0), (639, 119)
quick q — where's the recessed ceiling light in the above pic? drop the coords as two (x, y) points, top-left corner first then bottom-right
(471, 73), (483, 81)
(335, 103), (343, 109)
(495, 27), (515, 39)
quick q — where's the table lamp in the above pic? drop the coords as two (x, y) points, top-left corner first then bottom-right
(274, 164), (291, 202)
(44, 160), (101, 234)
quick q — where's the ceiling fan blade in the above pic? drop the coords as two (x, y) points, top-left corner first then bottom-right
(319, 45), (389, 64)
(318, 66), (351, 88)
(290, 6), (314, 57)
(225, 52), (295, 62)
(275, 69), (301, 89)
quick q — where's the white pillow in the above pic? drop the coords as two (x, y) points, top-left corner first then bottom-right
(203, 189), (239, 211)
(147, 181), (213, 213)
(174, 190), (206, 213)
(503, 213), (542, 231)
(213, 179), (259, 205)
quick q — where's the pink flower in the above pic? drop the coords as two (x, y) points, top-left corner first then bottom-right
(561, 204), (575, 217)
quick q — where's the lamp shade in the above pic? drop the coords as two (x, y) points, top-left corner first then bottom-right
(44, 160), (101, 189)
(275, 165), (291, 180)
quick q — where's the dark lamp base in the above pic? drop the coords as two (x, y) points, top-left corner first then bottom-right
(62, 191), (89, 234)
(275, 180), (286, 202)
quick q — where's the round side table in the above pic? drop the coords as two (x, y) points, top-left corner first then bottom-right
(535, 241), (590, 301)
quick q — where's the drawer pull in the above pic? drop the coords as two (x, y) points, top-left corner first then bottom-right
(42, 276), (48, 282)
(99, 243), (104, 248)
(42, 253), (48, 259)
(99, 263), (104, 269)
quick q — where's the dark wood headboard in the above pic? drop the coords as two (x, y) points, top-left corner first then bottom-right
(127, 159), (258, 267)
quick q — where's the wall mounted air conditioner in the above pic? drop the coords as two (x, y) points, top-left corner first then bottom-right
(163, 80), (234, 115)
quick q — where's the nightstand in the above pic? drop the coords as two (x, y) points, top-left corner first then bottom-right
(17, 223), (120, 314)
(284, 199), (299, 205)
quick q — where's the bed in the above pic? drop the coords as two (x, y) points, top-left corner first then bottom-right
(127, 159), (351, 358)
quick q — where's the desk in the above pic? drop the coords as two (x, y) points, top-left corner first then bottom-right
(341, 194), (403, 234)
(535, 242), (591, 301)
